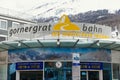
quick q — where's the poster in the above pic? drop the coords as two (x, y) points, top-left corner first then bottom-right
(8, 48), (111, 62)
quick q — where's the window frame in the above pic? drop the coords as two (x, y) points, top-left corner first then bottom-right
(12, 22), (20, 28)
(0, 19), (7, 30)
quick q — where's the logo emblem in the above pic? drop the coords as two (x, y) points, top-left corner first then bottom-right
(74, 56), (80, 60)
(52, 14), (80, 36)
(53, 14), (80, 31)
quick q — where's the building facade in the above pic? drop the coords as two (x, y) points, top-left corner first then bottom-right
(0, 14), (120, 80)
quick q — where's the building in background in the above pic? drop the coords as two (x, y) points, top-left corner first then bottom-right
(0, 7), (36, 41)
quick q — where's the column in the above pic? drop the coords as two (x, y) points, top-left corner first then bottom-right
(16, 71), (20, 80)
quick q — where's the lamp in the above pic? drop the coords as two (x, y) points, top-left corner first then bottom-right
(96, 41), (100, 46)
(57, 39), (60, 45)
(18, 42), (21, 46)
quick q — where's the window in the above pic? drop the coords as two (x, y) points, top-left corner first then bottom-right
(0, 37), (6, 41)
(0, 20), (7, 30)
(113, 64), (120, 80)
(103, 63), (112, 80)
(12, 22), (20, 28)
(44, 61), (72, 80)
(8, 63), (16, 80)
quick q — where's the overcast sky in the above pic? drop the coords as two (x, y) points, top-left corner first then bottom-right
(0, 0), (120, 13)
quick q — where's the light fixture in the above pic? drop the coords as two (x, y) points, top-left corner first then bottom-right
(18, 42), (21, 46)
(96, 41), (100, 46)
(57, 39), (60, 45)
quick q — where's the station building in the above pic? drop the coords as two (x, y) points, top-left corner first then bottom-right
(0, 14), (120, 80)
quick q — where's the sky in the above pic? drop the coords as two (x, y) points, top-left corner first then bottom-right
(0, 0), (120, 13)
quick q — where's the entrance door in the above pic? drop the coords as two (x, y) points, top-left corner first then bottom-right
(81, 71), (99, 80)
(45, 62), (72, 80)
(45, 68), (72, 80)
(88, 71), (99, 80)
(20, 71), (43, 80)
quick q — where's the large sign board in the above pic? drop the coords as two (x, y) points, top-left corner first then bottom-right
(8, 15), (111, 40)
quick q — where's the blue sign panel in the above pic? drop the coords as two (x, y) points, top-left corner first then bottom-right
(80, 62), (103, 70)
(73, 63), (80, 66)
(16, 62), (43, 70)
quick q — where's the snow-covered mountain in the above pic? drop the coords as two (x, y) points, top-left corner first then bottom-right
(29, 0), (80, 18)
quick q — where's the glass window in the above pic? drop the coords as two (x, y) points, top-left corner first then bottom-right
(103, 70), (110, 80)
(12, 22), (20, 28)
(81, 71), (87, 80)
(103, 63), (112, 80)
(113, 64), (120, 80)
(0, 20), (7, 29)
(44, 61), (72, 80)
(20, 71), (43, 80)
(8, 63), (16, 80)
(0, 37), (6, 41)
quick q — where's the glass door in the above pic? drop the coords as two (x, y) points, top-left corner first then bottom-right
(88, 71), (99, 80)
(20, 71), (43, 80)
(81, 71), (99, 80)
(81, 71), (87, 80)
(44, 62), (72, 80)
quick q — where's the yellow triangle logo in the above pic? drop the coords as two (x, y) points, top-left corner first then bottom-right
(53, 14), (80, 31)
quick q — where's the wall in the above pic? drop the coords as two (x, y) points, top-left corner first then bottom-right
(0, 51), (8, 80)
(112, 50), (120, 63)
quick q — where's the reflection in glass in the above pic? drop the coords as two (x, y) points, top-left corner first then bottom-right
(8, 63), (16, 80)
(88, 71), (99, 80)
(44, 62), (72, 80)
(81, 71), (87, 80)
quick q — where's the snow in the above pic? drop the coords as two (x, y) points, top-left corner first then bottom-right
(28, 0), (81, 18)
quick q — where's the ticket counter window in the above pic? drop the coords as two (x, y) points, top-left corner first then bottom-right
(44, 62), (72, 80)
(15, 62), (43, 80)
(88, 71), (99, 80)
(20, 71), (43, 80)
(81, 71), (99, 80)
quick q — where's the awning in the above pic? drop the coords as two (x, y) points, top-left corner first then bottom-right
(0, 38), (120, 52)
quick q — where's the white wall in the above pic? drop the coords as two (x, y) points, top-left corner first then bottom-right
(112, 50), (120, 63)
(0, 51), (8, 80)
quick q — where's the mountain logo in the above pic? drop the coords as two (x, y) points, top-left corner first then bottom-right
(52, 14), (80, 36)
(53, 14), (80, 31)
(73, 56), (80, 61)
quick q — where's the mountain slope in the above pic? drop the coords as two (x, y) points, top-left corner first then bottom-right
(34, 9), (110, 23)
(29, 0), (80, 18)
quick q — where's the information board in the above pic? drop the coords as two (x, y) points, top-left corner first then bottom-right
(80, 62), (103, 70)
(16, 62), (43, 70)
